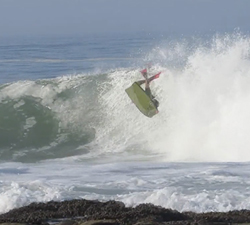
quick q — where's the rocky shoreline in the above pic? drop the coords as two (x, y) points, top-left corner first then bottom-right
(0, 199), (250, 225)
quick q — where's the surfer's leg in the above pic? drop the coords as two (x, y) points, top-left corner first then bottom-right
(148, 72), (161, 83)
(145, 80), (152, 98)
(145, 87), (152, 98)
(145, 79), (149, 88)
(142, 73), (148, 80)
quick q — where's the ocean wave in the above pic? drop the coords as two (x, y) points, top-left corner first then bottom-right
(2, 33), (250, 163)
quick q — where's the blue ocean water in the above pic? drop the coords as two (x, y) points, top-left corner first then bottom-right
(1, 32), (250, 214)
(0, 33), (160, 84)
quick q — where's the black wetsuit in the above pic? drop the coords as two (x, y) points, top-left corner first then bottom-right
(145, 87), (159, 108)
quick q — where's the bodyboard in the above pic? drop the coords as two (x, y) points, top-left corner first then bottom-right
(125, 82), (158, 118)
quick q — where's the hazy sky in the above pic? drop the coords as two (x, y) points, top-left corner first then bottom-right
(0, 0), (249, 37)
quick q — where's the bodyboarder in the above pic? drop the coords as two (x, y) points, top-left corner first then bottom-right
(136, 68), (161, 110)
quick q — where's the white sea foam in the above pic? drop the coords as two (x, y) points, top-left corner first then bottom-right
(0, 180), (61, 214)
(1, 160), (250, 214)
(118, 187), (250, 213)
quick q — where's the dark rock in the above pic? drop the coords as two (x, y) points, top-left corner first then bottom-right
(0, 199), (250, 225)
(79, 220), (119, 225)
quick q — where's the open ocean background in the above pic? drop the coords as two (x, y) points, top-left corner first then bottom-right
(1, 31), (250, 214)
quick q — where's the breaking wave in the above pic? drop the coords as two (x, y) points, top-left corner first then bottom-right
(1, 33), (250, 163)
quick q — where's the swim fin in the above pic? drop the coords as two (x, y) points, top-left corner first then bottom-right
(148, 72), (161, 82)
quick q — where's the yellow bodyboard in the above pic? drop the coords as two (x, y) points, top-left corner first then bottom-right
(125, 82), (158, 118)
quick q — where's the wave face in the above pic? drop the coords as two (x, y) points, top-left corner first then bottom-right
(0, 75), (101, 162)
(1, 33), (250, 163)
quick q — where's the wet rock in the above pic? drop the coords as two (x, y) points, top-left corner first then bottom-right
(0, 199), (250, 225)
(0, 199), (187, 224)
(0, 223), (28, 225)
(79, 220), (119, 225)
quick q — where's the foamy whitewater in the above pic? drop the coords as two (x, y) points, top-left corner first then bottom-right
(1, 32), (250, 214)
